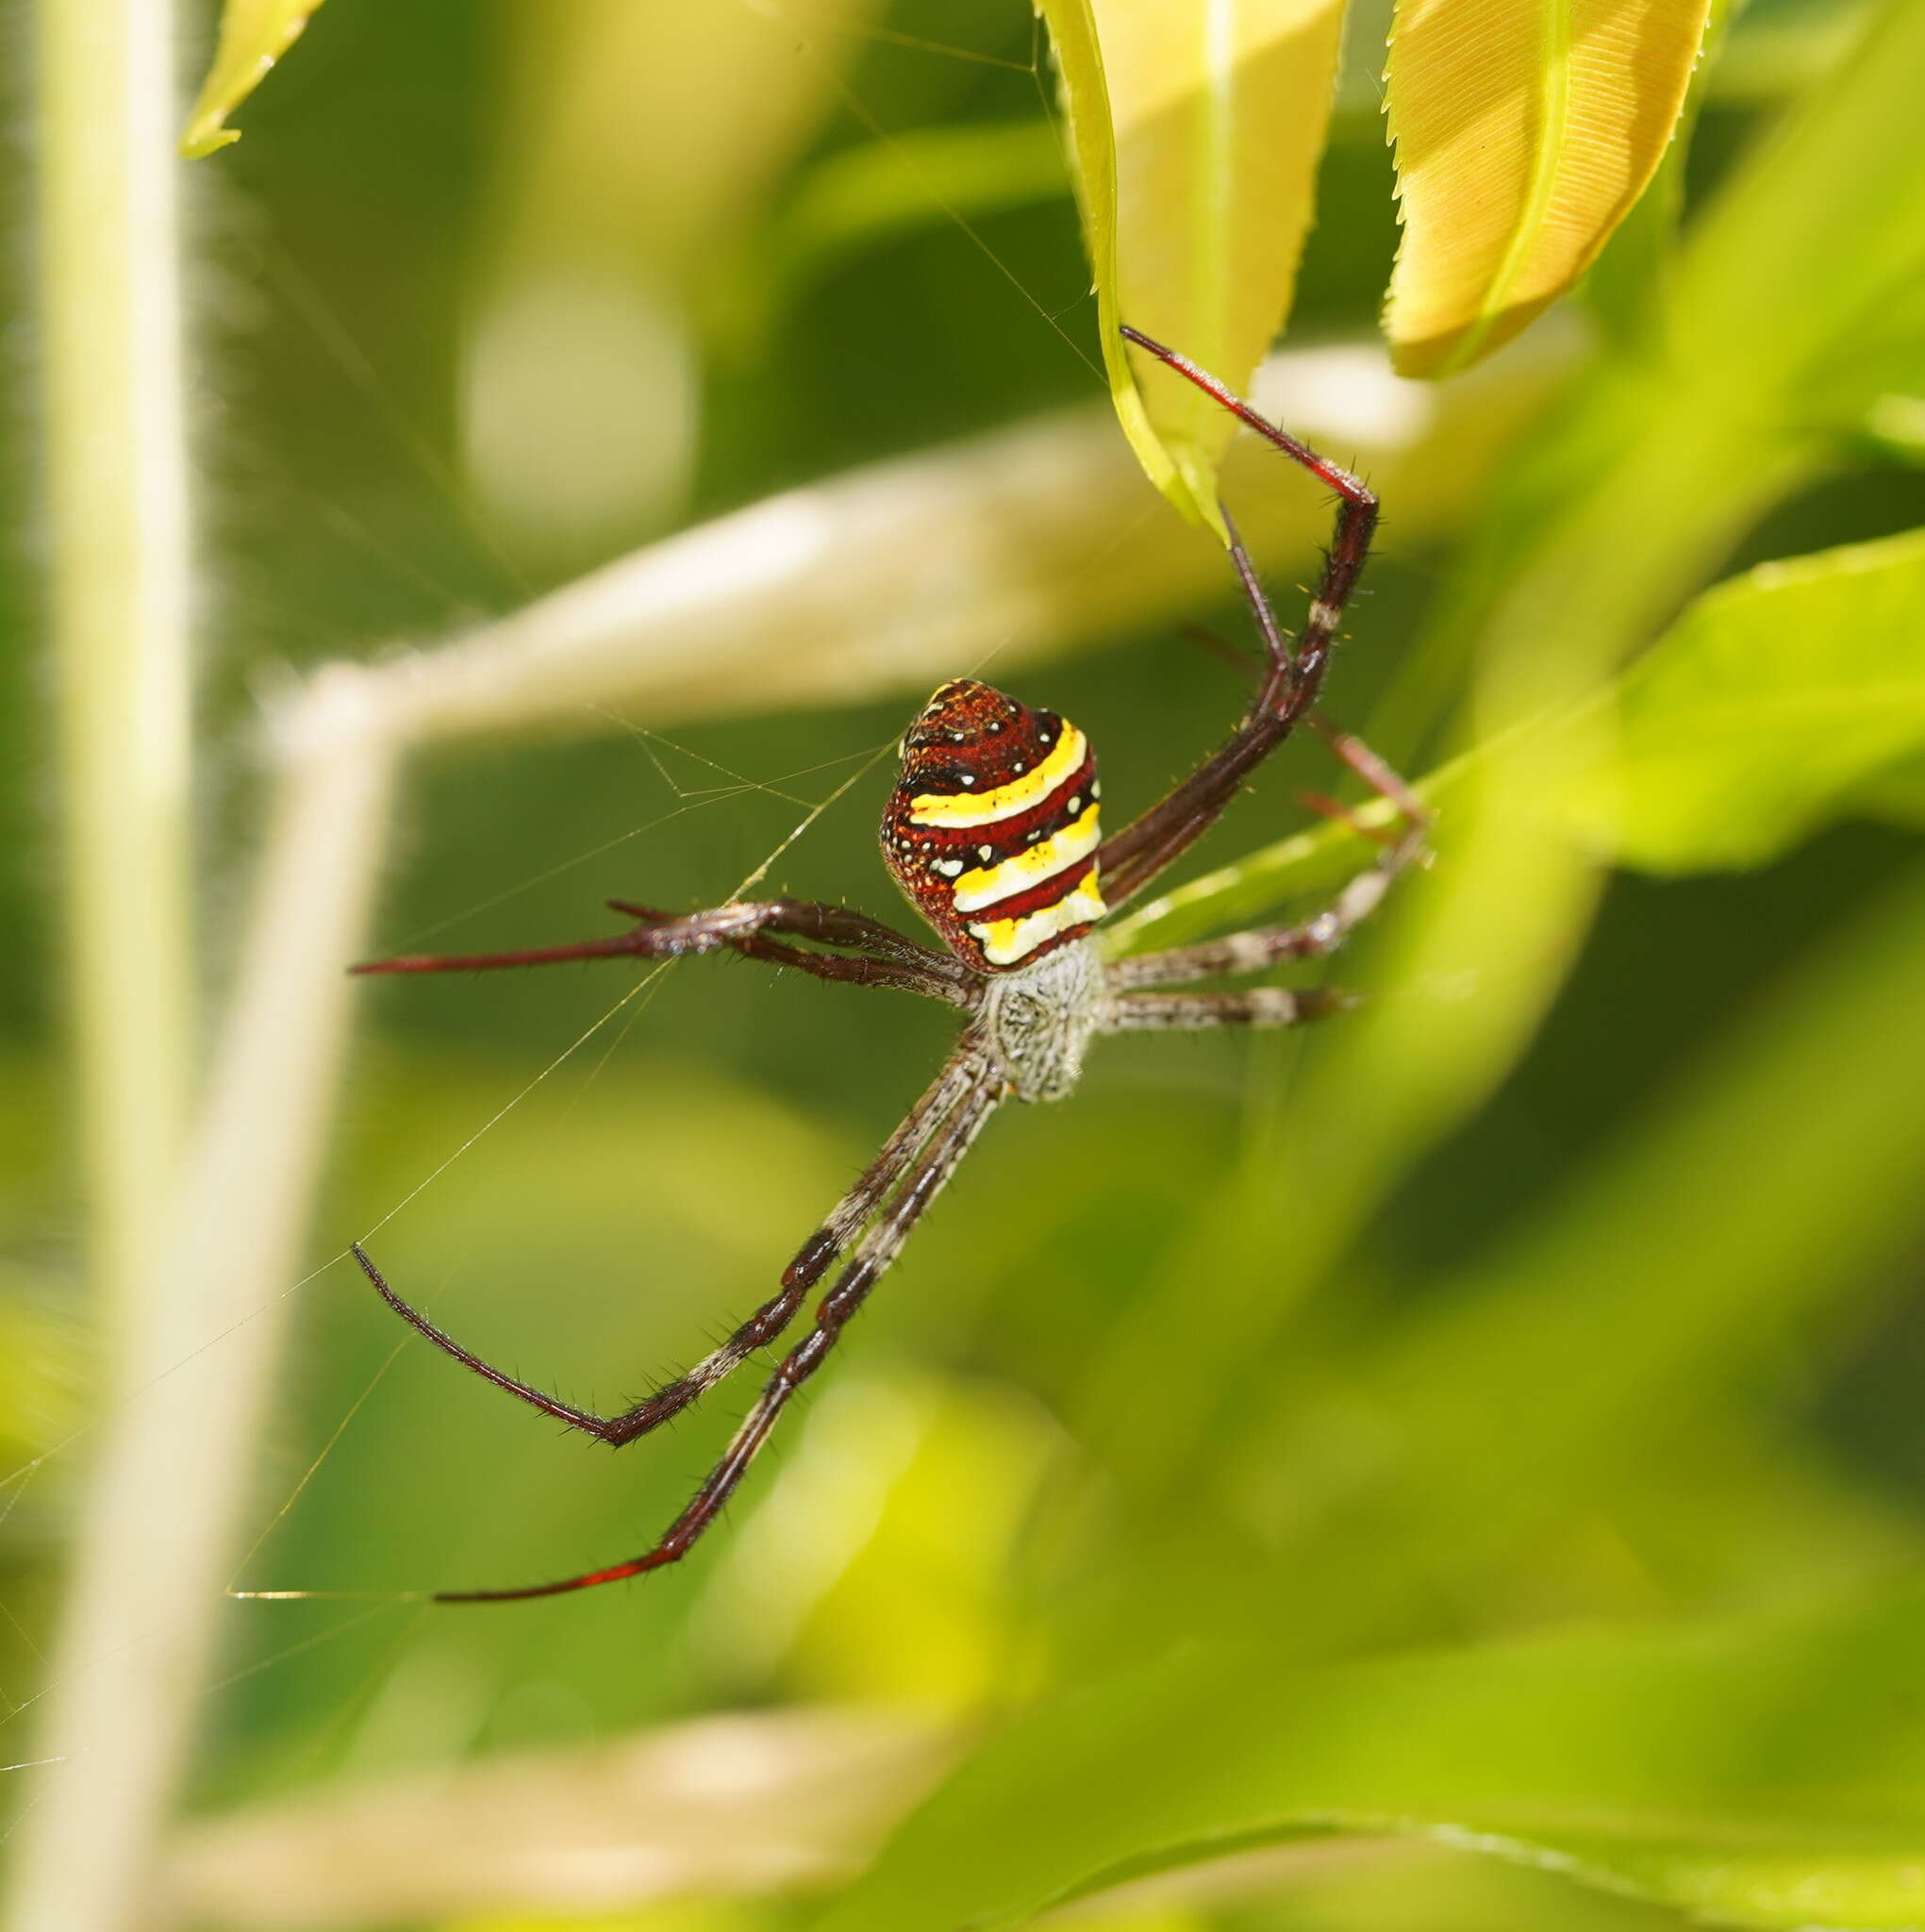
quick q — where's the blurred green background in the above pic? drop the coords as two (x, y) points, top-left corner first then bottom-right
(7, 0), (1925, 1926)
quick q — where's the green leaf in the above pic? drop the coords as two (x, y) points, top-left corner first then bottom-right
(818, 1589), (1925, 1931)
(1566, 527), (1925, 872)
(1281, 856), (1925, 1646)
(1383, 0), (1715, 376)
(182, 0), (325, 158)
(1372, 0), (1925, 788)
(1038, 0), (1349, 527)
(1111, 521), (1925, 954)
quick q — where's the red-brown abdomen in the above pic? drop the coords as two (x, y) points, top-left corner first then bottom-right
(881, 680), (1104, 973)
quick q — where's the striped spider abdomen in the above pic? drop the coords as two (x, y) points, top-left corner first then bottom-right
(881, 678), (1105, 971)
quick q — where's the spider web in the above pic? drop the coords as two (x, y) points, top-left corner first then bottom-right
(0, 0), (1132, 1844)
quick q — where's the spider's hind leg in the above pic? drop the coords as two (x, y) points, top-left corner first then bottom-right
(1104, 988), (1353, 1030)
(351, 1045), (986, 1450)
(1095, 327), (1384, 909)
(432, 1057), (1004, 1602)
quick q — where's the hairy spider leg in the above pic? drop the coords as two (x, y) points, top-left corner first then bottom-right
(595, 900), (955, 1000)
(433, 1060), (1002, 1603)
(1109, 724), (1431, 992)
(353, 896), (969, 1004)
(353, 1044), (985, 1448)
(1104, 988), (1356, 1028)
(1096, 326), (1382, 908)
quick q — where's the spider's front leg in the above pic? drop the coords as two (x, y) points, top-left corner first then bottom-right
(1096, 328), (1381, 910)
(353, 895), (971, 1004)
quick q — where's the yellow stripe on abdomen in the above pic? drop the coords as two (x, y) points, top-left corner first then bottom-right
(907, 724), (1086, 827)
(951, 805), (1101, 913)
(967, 871), (1106, 967)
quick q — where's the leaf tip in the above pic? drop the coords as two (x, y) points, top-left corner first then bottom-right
(180, 122), (241, 159)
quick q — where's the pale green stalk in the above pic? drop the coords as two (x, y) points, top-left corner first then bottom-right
(8, 0), (196, 1922)
(38, 0), (193, 1341)
(10, 683), (399, 1931)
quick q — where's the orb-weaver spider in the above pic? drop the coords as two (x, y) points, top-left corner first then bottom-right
(351, 328), (1429, 1602)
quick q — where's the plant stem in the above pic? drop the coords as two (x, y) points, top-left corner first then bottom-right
(10, 679), (398, 1930)
(38, 0), (194, 1331)
(10, 0), (194, 1922)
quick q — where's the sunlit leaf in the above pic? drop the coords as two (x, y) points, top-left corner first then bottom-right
(1373, 0), (1925, 777)
(1115, 517), (1925, 952)
(1038, 0), (1350, 526)
(181, 0), (325, 158)
(1582, 0), (1742, 349)
(1566, 527), (1925, 871)
(820, 1589), (1925, 1931)
(1384, 0), (1714, 376)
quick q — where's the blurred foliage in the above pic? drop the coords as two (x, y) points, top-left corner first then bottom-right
(180, 0), (328, 158)
(8, 0), (1925, 1927)
(826, 1586), (1925, 1929)
(1112, 524), (1925, 951)
(1568, 529), (1925, 869)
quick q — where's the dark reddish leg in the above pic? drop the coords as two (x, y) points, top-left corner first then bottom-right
(1108, 728), (1431, 991)
(354, 1046), (986, 1448)
(433, 1062), (1002, 1603)
(354, 896), (970, 1005)
(602, 902), (956, 1000)
(1098, 327), (1382, 908)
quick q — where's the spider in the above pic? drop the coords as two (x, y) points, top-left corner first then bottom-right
(350, 328), (1429, 1603)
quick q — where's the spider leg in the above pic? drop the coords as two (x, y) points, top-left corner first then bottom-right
(1097, 327), (1380, 909)
(433, 1058), (1003, 1603)
(599, 901), (954, 1001)
(1108, 726), (1430, 991)
(1104, 989), (1353, 1031)
(354, 1046), (986, 1447)
(353, 897), (970, 1006)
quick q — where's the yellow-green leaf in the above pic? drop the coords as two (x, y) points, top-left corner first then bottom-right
(821, 1587), (1925, 1932)
(1384, 0), (1713, 377)
(182, 0), (325, 158)
(1038, 0), (1350, 527)
(1113, 526), (1925, 950)
(1566, 526), (1925, 871)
